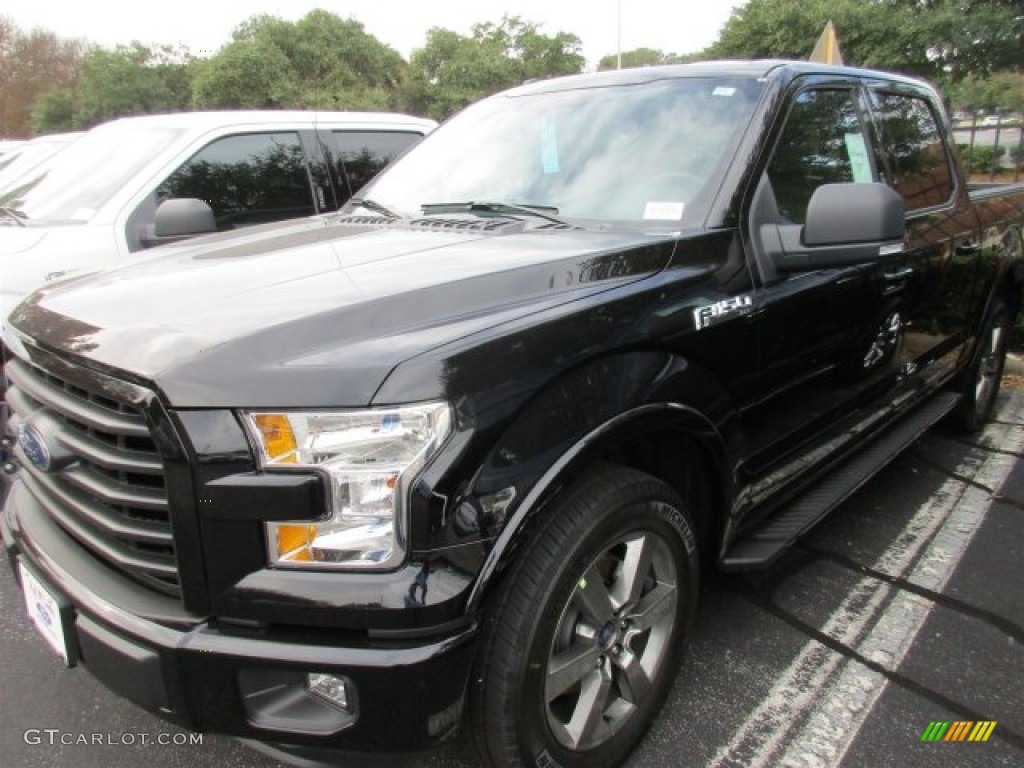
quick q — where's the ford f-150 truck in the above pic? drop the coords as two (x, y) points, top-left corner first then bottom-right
(3, 61), (1024, 768)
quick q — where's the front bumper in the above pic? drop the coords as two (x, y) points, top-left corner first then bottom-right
(3, 477), (477, 752)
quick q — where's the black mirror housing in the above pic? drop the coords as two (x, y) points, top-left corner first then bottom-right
(773, 183), (906, 272)
(803, 183), (905, 247)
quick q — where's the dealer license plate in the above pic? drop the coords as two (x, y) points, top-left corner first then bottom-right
(19, 562), (71, 666)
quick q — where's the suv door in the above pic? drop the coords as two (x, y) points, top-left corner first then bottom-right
(865, 87), (981, 387)
(741, 83), (902, 503)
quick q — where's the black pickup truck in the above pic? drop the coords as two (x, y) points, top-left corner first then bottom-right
(3, 60), (1024, 768)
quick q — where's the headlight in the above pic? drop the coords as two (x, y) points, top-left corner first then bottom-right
(243, 402), (451, 570)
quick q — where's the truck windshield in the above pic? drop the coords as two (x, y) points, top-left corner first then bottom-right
(358, 76), (763, 228)
(0, 122), (184, 222)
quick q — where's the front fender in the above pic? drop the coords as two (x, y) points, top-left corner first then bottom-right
(458, 351), (737, 611)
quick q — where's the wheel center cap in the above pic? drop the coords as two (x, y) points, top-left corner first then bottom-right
(597, 620), (618, 650)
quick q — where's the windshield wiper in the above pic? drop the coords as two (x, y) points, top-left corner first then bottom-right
(0, 206), (26, 226)
(347, 197), (401, 219)
(421, 201), (571, 227)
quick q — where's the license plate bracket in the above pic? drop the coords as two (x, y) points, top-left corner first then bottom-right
(18, 560), (76, 667)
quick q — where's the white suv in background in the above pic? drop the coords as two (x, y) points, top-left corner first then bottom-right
(0, 111), (436, 322)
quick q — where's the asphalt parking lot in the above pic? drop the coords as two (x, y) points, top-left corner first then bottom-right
(2, 392), (1023, 768)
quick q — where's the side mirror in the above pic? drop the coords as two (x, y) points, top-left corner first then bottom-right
(775, 183), (906, 271)
(804, 183), (905, 247)
(153, 198), (216, 240)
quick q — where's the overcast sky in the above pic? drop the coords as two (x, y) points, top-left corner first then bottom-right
(7, 1), (742, 67)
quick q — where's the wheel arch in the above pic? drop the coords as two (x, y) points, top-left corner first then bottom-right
(991, 224), (1024, 321)
(465, 401), (733, 613)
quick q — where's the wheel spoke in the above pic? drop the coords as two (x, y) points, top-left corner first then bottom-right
(566, 663), (613, 748)
(613, 649), (652, 705)
(609, 533), (654, 610)
(573, 564), (615, 625)
(547, 643), (603, 700)
(624, 582), (675, 632)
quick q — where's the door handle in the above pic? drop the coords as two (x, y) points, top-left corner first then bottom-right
(884, 267), (915, 282)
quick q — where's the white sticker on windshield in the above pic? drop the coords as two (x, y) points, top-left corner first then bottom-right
(643, 201), (685, 220)
(713, 86), (737, 97)
(71, 208), (96, 220)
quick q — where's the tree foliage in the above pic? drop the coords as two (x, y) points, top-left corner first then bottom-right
(947, 71), (1024, 113)
(30, 88), (75, 132)
(0, 15), (85, 137)
(74, 43), (192, 128)
(708, 0), (1024, 82)
(193, 11), (406, 110)
(404, 16), (584, 121)
(6, 2), (1020, 142)
(29, 42), (192, 133)
(596, 48), (699, 71)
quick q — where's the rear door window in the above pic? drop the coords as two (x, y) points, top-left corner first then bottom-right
(867, 91), (954, 212)
(331, 131), (424, 201)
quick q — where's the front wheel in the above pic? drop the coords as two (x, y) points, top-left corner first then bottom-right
(469, 464), (700, 768)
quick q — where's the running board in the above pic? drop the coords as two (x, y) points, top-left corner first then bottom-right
(720, 392), (960, 571)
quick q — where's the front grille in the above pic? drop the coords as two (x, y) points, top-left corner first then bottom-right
(4, 356), (180, 597)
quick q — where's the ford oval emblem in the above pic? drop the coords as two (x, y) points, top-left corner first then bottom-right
(17, 424), (51, 471)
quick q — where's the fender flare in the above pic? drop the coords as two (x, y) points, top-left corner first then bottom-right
(464, 401), (731, 612)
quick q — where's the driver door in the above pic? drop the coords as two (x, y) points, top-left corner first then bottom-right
(741, 82), (906, 504)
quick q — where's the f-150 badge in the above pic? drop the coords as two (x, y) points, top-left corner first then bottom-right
(693, 296), (753, 330)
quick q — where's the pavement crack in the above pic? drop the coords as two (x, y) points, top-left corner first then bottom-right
(944, 434), (1024, 460)
(798, 546), (1024, 646)
(909, 449), (998, 495)
(722, 579), (1024, 752)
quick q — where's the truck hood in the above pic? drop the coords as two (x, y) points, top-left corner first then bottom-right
(8, 216), (677, 406)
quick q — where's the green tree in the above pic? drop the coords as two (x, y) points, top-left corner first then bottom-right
(31, 88), (76, 132)
(947, 71), (1024, 114)
(73, 43), (192, 128)
(708, 0), (1023, 82)
(0, 16), (84, 137)
(403, 16), (584, 121)
(596, 48), (699, 71)
(193, 10), (406, 110)
(908, 0), (1023, 81)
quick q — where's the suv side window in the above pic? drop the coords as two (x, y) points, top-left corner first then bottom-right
(766, 88), (875, 223)
(156, 132), (315, 231)
(332, 131), (423, 200)
(868, 91), (954, 212)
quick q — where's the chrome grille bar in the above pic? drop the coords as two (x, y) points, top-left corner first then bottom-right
(4, 355), (180, 597)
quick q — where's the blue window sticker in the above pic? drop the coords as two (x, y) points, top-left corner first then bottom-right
(541, 120), (560, 174)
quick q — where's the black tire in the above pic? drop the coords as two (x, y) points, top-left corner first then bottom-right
(950, 299), (1011, 432)
(468, 463), (700, 768)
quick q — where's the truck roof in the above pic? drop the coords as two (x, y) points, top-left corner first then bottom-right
(94, 110), (437, 132)
(509, 59), (935, 96)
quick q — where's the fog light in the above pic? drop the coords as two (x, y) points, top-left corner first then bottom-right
(307, 672), (351, 712)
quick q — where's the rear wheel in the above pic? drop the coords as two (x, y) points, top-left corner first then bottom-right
(469, 464), (700, 768)
(951, 299), (1011, 432)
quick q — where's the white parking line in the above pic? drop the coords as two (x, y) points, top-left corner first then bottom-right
(711, 397), (1024, 768)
